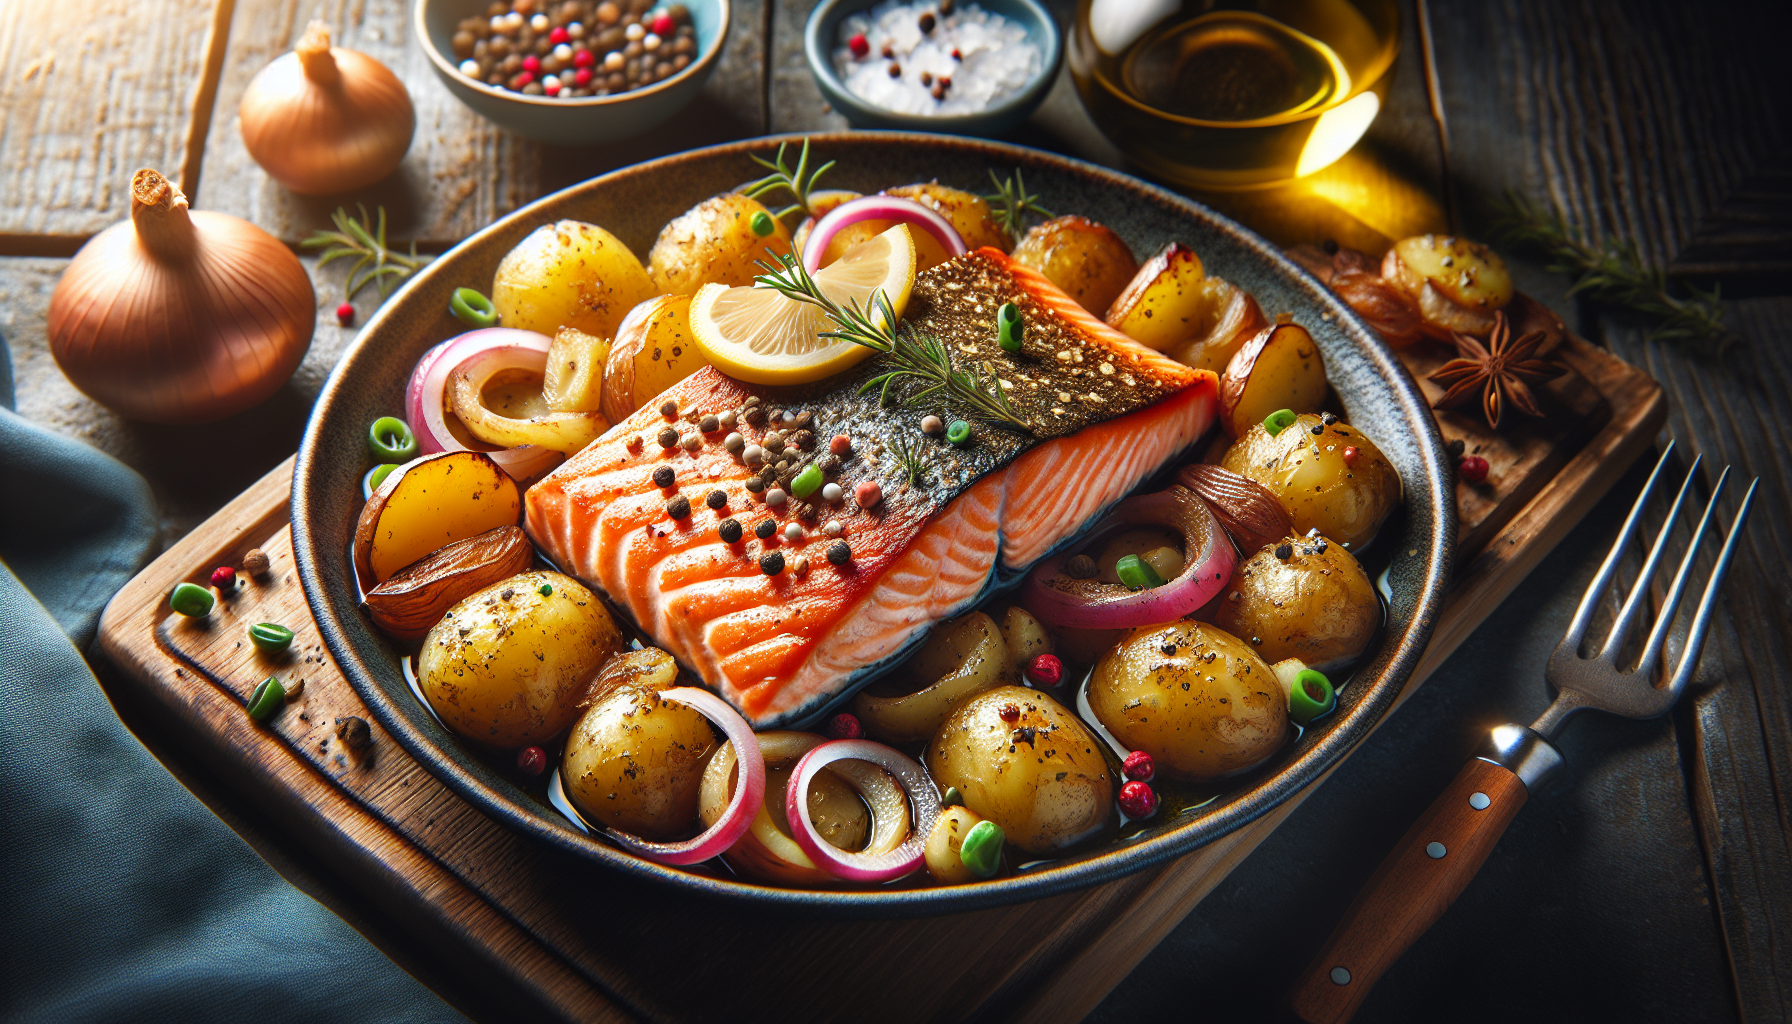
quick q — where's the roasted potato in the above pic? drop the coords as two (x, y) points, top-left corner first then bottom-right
(1220, 414), (1401, 550)
(562, 648), (717, 840)
(1214, 533), (1379, 668)
(1088, 622), (1289, 783)
(1220, 321), (1328, 437)
(997, 606), (1054, 684)
(699, 731), (872, 886)
(649, 193), (794, 295)
(1104, 242), (1206, 350)
(419, 571), (622, 748)
(854, 611), (1008, 743)
(492, 220), (654, 339)
(926, 686), (1115, 856)
(925, 805), (991, 884)
(542, 327), (610, 413)
(1009, 215), (1139, 316)
(600, 293), (706, 423)
(1382, 234), (1513, 339)
(1164, 277), (1269, 373)
(363, 525), (534, 642)
(886, 182), (1010, 254)
(354, 451), (521, 585)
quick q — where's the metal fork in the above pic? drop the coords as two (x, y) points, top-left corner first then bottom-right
(1289, 442), (1759, 1024)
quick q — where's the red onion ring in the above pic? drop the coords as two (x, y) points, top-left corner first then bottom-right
(801, 195), (966, 272)
(786, 739), (941, 883)
(602, 687), (764, 866)
(1023, 488), (1237, 630)
(402, 328), (561, 479)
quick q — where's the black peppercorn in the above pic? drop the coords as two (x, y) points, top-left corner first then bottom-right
(827, 540), (851, 565)
(652, 465), (676, 488)
(745, 406), (767, 427)
(706, 489), (727, 510)
(1066, 554), (1098, 579)
(666, 495), (691, 520)
(1312, 423), (1326, 435)
(790, 429), (815, 450)
(1446, 437), (1466, 459)
(699, 414), (719, 433)
(657, 425), (679, 449)
(760, 550), (785, 575)
(334, 716), (372, 752)
(745, 475), (765, 493)
(1275, 543), (1293, 560)
(755, 518), (776, 539)
(718, 518), (743, 543)
(659, 399), (679, 418)
(918, 11), (935, 32)
(1321, 411), (1340, 425)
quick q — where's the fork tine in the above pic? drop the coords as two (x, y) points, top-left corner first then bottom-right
(1601, 460), (1718, 662)
(1562, 442), (1680, 654)
(1661, 478), (1759, 696)
(1631, 467), (1732, 680)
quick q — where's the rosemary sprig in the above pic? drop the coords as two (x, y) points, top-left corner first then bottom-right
(1493, 191), (1728, 354)
(743, 139), (837, 222)
(753, 252), (1031, 432)
(302, 205), (432, 303)
(888, 432), (933, 487)
(984, 169), (1054, 239)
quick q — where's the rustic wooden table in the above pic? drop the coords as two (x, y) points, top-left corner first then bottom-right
(2, 0), (1786, 1020)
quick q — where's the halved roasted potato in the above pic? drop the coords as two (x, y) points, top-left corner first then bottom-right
(1009, 215), (1139, 316)
(542, 327), (610, 413)
(1382, 234), (1513, 339)
(600, 293), (705, 423)
(1164, 277), (1269, 373)
(354, 451), (522, 585)
(1104, 242), (1207, 350)
(1220, 321), (1328, 437)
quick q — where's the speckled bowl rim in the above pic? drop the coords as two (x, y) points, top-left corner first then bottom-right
(414, 0), (730, 109)
(803, 0), (1063, 130)
(293, 131), (1454, 917)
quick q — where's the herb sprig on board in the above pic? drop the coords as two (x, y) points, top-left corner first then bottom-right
(302, 205), (432, 303)
(754, 252), (1032, 432)
(743, 139), (837, 222)
(984, 169), (1054, 239)
(1493, 191), (1728, 353)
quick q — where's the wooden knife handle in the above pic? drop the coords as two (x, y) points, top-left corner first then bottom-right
(1289, 756), (1529, 1024)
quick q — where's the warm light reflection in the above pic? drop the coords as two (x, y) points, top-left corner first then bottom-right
(1295, 92), (1382, 178)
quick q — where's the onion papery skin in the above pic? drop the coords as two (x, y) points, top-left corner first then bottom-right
(786, 739), (941, 883)
(1175, 466), (1294, 555)
(1023, 488), (1237, 630)
(404, 328), (573, 480)
(801, 196), (966, 273)
(239, 21), (415, 195)
(602, 687), (764, 866)
(47, 170), (314, 425)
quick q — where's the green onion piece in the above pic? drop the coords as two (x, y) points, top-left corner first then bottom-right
(363, 462), (399, 502)
(946, 420), (972, 446)
(368, 416), (418, 463)
(450, 287), (500, 328)
(1289, 669), (1336, 726)
(997, 302), (1023, 352)
(247, 676), (286, 722)
(791, 464), (824, 499)
(959, 819), (1005, 879)
(942, 786), (964, 807)
(249, 622), (295, 654)
(1263, 408), (1298, 436)
(538, 583), (553, 596)
(170, 582), (215, 618)
(749, 210), (775, 237)
(1114, 554), (1166, 590)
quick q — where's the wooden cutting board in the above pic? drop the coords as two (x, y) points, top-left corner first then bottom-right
(94, 334), (1662, 1024)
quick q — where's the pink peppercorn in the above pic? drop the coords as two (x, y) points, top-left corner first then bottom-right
(1119, 780), (1158, 819)
(829, 434), (852, 457)
(549, 25), (570, 44)
(951, 47), (962, 60)
(335, 302), (355, 325)
(514, 70), (535, 87)
(573, 48), (595, 67)
(522, 54), (541, 73)
(516, 746), (547, 775)
(1122, 750), (1155, 783)
(1026, 653), (1063, 687)
(545, 82), (561, 96)
(574, 66), (593, 86)
(848, 32), (870, 58)
(1459, 455), (1489, 482)
(210, 566), (236, 590)
(855, 480), (882, 508)
(652, 12), (675, 36)
(826, 712), (862, 740)
(1342, 445), (1360, 465)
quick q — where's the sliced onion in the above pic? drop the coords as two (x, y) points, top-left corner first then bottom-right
(402, 327), (562, 478)
(447, 344), (607, 454)
(786, 739), (940, 883)
(603, 687), (764, 866)
(1023, 488), (1237, 630)
(801, 195), (967, 272)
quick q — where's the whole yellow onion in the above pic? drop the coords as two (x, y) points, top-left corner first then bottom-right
(47, 169), (315, 425)
(239, 21), (415, 195)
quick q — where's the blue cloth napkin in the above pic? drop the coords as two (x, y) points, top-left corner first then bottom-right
(0, 331), (462, 1023)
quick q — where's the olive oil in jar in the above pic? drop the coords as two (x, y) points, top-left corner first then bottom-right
(1123, 11), (1347, 122)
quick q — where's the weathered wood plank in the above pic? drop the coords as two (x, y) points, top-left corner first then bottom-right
(196, 0), (769, 245)
(0, 0), (223, 248)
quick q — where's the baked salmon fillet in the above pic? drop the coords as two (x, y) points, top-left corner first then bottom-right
(526, 248), (1219, 727)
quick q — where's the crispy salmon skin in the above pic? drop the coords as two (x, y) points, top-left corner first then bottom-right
(526, 248), (1218, 726)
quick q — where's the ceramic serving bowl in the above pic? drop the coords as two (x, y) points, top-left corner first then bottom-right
(805, 0), (1062, 136)
(415, 0), (729, 144)
(293, 132), (1454, 915)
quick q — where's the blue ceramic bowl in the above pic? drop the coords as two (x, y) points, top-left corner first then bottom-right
(805, 0), (1062, 136)
(415, 0), (729, 145)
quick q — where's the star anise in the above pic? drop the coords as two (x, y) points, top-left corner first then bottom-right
(1427, 310), (1563, 428)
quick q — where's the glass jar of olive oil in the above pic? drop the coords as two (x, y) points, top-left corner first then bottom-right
(1071, 0), (1400, 190)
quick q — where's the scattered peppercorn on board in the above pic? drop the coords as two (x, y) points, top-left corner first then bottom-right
(94, 334), (1659, 1024)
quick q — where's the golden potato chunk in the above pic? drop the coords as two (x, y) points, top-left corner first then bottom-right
(1009, 215), (1139, 316)
(1164, 277), (1268, 373)
(648, 193), (794, 295)
(1220, 321), (1328, 437)
(1214, 534), (1380, 667)
(1220, 414), (1401, 550)
(600, 293), (705, 423)
(1105, 242), (1206, 350)
(492, 220), (654, 339)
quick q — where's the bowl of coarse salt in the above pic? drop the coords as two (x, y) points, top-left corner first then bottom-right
(805, 0), (1062, 136)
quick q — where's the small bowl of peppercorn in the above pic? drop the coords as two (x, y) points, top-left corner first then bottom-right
(804, 0), (1061, 137)
(416, 0), (729, 145)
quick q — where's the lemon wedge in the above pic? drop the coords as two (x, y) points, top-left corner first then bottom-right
(690, 224), (916, 385)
